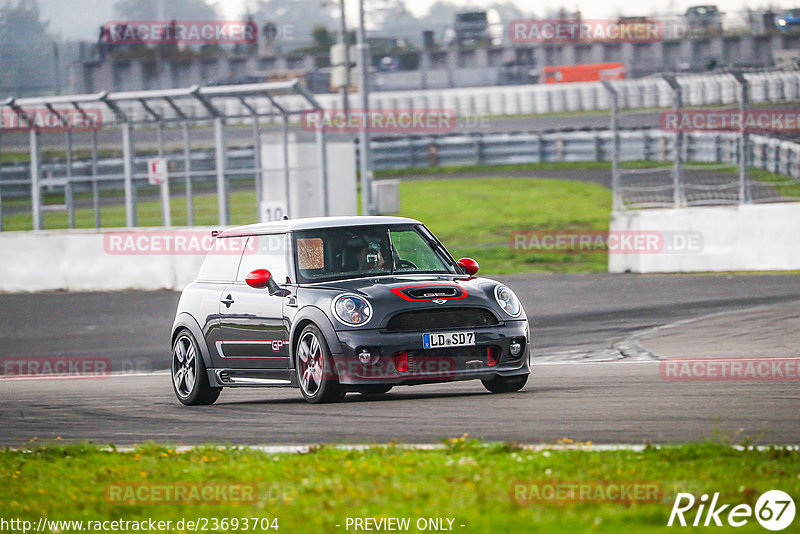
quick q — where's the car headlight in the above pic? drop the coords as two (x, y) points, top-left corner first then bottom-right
(332, 294), (372, 326)
(494, 285), (521, 317)
(778, 18), (787, 26)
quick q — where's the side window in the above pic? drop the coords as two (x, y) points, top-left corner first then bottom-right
(237, 234), (288, 284)
(196, 236), (248, 282)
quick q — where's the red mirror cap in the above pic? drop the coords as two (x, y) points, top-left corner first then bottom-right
(245, 269), (272, 289)
(457, 257), (479, 276)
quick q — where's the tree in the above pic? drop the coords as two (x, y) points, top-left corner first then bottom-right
(245, 0), (338, 49)
(0, 1), (53, 95)
(311, 24), (335, 54)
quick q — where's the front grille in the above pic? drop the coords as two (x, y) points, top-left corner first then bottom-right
(385, 307), (499, 332)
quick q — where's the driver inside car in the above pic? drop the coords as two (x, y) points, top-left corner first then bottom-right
(356, 239), (389, 271)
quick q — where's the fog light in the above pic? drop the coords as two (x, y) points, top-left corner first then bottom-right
(358, 349), (372, 364)
(510, 340), (522, 356)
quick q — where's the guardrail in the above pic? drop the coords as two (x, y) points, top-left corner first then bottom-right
(3, 128), (757, 183)
(371, 130), (797, 172)
(5, 71), (798, 127)
(161, 71), (798, 122)
(2, 128), (799, 230)
(371, 130), (800, 208)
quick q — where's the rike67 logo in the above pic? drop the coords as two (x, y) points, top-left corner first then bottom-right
(668, 490), (795, 531)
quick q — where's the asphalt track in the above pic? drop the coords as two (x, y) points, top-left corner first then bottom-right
(1, 273), (799, 447)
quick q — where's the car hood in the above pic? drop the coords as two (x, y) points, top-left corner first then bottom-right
(301, 274), (522, 325)
(306, 274), (494, 297)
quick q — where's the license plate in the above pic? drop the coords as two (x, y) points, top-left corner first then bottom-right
(423, 331), (475, 349)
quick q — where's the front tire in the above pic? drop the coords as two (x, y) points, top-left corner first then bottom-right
(296, 324), (346, 404)
(481, 374), (528, 393)
(172, 329), (221, 405)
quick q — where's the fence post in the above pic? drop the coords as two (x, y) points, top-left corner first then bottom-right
(65, 182), (74, 229)
(213, 116), (229, 226)
(91, 129), (100, 229)
(281, 115), (291, 218)
(30, 129), (43, 230)
(663, 75), (685, 208)
(252, 118), (262, 211)
(536, 133), (546, 163)
(602, 81), (621, 211)
(732, 72), (751, 204)
(594, 131), (602, 162)
(182, 122), (193, 226)
(121, 121), (137, 227)
(64, 130), (75, 229)
(155, 121), (171, 227)
(315, 126), (330, 216)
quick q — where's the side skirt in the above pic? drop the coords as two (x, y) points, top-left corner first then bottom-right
(207, 368), (296, 388)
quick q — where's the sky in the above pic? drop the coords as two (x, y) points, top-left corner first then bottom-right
(220, 0), (791, 21)
(32, 0), (794, 41)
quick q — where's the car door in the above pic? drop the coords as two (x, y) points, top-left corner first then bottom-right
(217, 234), (290, 370)
(192, 235), (250, 368)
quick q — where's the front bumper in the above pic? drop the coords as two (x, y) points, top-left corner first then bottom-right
(331, 320), (530, 385)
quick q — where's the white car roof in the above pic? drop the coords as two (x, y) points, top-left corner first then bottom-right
(217, 216), (421, 237)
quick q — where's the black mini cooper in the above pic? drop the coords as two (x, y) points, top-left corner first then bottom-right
(171, 216), (530, 404)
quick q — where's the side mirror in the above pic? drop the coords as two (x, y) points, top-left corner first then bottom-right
(245, 269), (272, 289)
(457, 257), (479, 276)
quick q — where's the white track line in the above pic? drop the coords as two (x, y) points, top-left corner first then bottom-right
(0, 370), (171, 381)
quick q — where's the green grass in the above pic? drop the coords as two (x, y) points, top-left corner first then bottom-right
(2, 177), (612, 273)
(0, 440), (797, 533)
(373, 160), (743, 178)
(6, 159), (800, 273)
(396, 178), (612, 273)
(750, 168), (800, 199)
(1, 187), (262, 232)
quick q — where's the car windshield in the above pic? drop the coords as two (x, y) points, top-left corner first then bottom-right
(293, 225), (456, 283)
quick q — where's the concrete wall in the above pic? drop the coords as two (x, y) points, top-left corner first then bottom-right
(608, 203), (800, 273)
(0, 227), (218, 293)
(71, 34), (787, 94)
